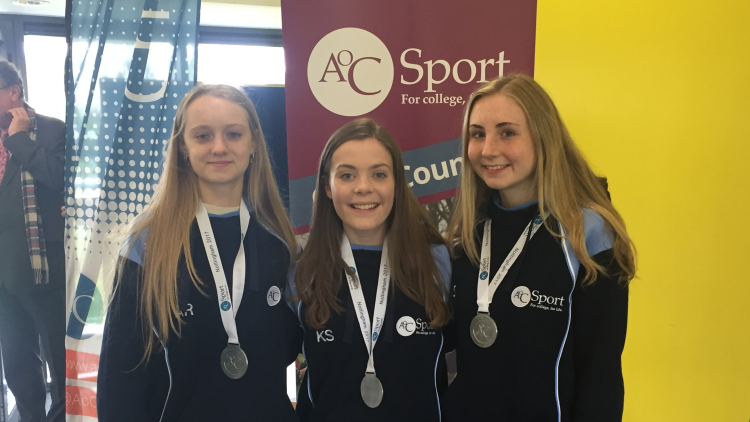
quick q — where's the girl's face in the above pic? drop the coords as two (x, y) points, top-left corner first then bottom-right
(325, 138), (395, 246)
(182, 96), (255, 201)
(467, 93), (537, 207)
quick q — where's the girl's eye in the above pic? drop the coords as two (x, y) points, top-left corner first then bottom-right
(227, 131), (242, 139)
(470, 131), (485, 139)
(501, 130), (516, 137)
(374, 172), (387, 179)
(340, 173), (353, 180)
(195, 133), (211, 142)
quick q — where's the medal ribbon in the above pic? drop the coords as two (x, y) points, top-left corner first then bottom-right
(196, 201), (250, 345)
(477, 215), (543, 313)
(341, 234), (390, 375)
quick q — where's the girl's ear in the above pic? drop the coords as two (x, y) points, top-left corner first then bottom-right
(322, 173), (334, 199)
(178, 141), (188, 157)
(324, 181), (333, 199)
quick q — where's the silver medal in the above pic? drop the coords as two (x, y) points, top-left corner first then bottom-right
(360, 372), (384, 408)
(197, 202), (251, 380)
(470, 313), (498, 348)
(221, 344), (249, 379)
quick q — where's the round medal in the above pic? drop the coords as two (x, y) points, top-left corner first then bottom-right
(360, 372), (384, 408)
(221, 344), (248, 379)
(470, 313), (498, 348)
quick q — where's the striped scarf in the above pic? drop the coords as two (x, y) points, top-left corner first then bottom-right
(0, 107), (48, 285)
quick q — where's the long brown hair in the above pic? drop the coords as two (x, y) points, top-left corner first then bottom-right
(295, 118), (451, 330)
(116, 84), (297, 363)
(447, 74), (636, 284)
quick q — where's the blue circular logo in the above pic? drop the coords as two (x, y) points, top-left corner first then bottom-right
(534, 216), (542, 225)
(220, 301), (231, 311)
(372, 332), (379, 341)
(350, 267), (357, 274)
(480, 271), (489, 280)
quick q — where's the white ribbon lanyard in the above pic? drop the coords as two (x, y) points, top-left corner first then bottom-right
(477, 216), (543, 313)
(196, 201), (250, 345)
(341, 234), (390, 375)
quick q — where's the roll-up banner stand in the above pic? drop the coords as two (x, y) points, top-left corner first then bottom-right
(281, 0), (537, 233)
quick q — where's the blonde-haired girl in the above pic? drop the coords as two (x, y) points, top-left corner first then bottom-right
(444, 74), (636, 422)
(97, 84), (301, 422)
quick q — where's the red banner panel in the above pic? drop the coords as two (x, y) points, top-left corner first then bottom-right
(282, 0), (537, 229)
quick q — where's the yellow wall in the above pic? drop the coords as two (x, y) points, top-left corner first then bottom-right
(535, 1), (750, 420)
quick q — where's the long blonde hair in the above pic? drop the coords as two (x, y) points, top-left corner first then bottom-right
(447, 74), (636, 284)
(115, 84), (297, 363)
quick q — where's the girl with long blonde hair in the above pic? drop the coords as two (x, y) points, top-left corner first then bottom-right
(97, 84), (301, 422)
(444, 74), (636, 422)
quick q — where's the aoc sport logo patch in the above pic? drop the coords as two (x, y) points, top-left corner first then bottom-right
(511, 286), (531, 307)
(267, 286), (282, 306)
(512, 285), (565, 312)
(396, 316), (416, 336)
(396, 315), (436, 336)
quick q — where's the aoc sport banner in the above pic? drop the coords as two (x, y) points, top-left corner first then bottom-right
(281, 0), (537, 233)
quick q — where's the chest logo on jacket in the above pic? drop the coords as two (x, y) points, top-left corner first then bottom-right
(396, 316), (436, 336)
(511, 286), (531, 307)
(267, 286), (281, 306)
(511, 286), (565, 312)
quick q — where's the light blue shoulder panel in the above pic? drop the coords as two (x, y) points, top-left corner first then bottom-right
(430, 244), (452, 296)
(285, 262), (302, 320)
(560, 208), (614, 282)
(122, 227), (149, 266)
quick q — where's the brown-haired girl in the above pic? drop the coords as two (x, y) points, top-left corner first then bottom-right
(444, 74), (636, 422)
(97, 84), (301, 422)
(289, 118), (451, 422)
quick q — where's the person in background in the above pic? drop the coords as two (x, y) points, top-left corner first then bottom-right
(444, 74), (636, 422)
(97, 84), (302, 422)
(0, 59), (66, 422)
(289, 118), (452, 422)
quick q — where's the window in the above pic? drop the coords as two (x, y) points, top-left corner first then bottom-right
(24, 34), (67, 120)
(197, 43), (285, 86)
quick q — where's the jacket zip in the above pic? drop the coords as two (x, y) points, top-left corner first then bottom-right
(153, 325), (172, 422)
(555, 222), (577, 422)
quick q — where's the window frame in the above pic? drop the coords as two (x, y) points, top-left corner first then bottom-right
(0, 13), (282, 99)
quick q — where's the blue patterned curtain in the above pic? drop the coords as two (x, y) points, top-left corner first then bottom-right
(63, 0), (198, 418)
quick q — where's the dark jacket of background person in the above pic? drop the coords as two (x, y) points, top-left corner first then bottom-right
(0, 108), (66, 422)
(0, 113), (66, 292)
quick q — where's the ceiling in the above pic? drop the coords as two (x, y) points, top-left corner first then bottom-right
(0, 0), (281, 28)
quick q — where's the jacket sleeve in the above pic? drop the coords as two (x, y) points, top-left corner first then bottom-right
(285, 263), (302, 322)
(571, 249), (628, 422)
(97, 258), (152, 422)
(430, 244), (454, 396)
(3, 116), (65, 192)
(442, 247), (460, 354)
(284, 265), (305, 364)
(430, 244), (452, 296)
